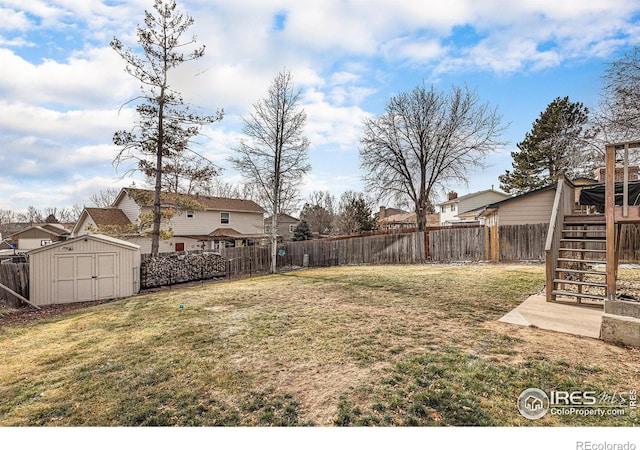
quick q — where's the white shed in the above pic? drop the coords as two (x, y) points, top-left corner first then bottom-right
(28, 234), (141, 306)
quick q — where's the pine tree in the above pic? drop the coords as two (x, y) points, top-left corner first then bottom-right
(292, 220), (313, 241)
(499, 96), (588, 195)
(111, 0), (223, 256)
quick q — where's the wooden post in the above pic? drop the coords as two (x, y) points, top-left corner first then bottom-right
(605, 144), (617, 301)
(0, 282), (41, 310)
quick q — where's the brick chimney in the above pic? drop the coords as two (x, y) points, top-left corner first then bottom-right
(379, 206), (386, 220)
(447, 191), (458, 201)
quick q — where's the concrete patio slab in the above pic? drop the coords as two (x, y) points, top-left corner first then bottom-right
(498, 293), (604, 339)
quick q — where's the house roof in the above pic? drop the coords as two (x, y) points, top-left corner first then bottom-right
(10, 223), (71, 238)
(209, 227), (244, 237)
(85, 208), (133, 228)
(379, 212), (416, 224)
(119, 188), (266, 214)
(0, 222), (31, 237)
(438, 189), (510, 206)
(264, 213), (300, 223)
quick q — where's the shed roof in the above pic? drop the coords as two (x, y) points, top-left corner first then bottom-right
(28, 233), (140, 255)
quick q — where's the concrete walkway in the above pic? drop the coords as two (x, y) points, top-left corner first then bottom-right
(498, 294), (604, 339)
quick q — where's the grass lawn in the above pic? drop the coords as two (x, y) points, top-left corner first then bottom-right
(0, 263), (638, 426)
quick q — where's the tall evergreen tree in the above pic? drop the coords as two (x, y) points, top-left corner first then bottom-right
(111, 0), (223, 256)
(292, 220), (313, 241)
(499, 96), (589, 195)
(336, 191), (377, 235)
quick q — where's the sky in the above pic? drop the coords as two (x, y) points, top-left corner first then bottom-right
(2, 0), (640, 216)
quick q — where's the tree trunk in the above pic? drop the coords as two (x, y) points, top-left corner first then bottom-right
(270, 208), (278, 274)
(151, 90), (165, 257)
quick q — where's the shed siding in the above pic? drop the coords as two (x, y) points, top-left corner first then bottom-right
(497, 190), (555, 225)
(29, 235), (140, 306)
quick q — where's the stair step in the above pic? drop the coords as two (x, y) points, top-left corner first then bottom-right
(562, 229), (606, 234)
(559, 248), (607, 253)
(563, 215), (606, 224)
(553, 279), (607, 288)
(552, 290), (606, 301)
(560, 238), (606, 243)
(557, 257), (605, 264)
(555, 268), (606, 276)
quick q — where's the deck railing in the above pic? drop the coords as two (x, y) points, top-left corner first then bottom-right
(545, 174), (576, 302)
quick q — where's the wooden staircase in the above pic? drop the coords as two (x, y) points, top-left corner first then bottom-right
(550, 215), (607, 302)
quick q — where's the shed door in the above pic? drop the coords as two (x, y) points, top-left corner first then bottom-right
(96, 253), (117, 299)
(55, 253), (118, 303)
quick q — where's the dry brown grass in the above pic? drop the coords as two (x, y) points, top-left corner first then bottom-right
(0, 263), (638, 426)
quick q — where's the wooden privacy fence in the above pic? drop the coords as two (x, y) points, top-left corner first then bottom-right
(428, 227), (486, 262)
(221, 246), (271, 276)
(498, 224), (548, 261)
(282, 232), (426, 267)
(0, 263), (29, 307)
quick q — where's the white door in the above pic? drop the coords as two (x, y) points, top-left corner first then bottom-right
(54, 253), (118, 303)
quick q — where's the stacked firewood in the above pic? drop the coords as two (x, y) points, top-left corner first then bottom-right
(141, 252), (226, 289)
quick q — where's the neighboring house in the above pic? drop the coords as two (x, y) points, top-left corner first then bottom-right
(378, 209), (440, 231)
(438, 189), (511, 225)
(9, 223), (71, 251)
(73, 188), (267, 253)
(472, 184), (558, 226)
(0, 222), (30, 241)
(464, 176), (606, 226)
(264, 214), (301, 241)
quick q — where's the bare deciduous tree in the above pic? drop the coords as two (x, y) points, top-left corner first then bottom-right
(231, 69), (310, 273)
(599, 46), (640, 142)
(140, 149), (221, 195)
(300, 191), (336, 236)
(360, 84), (505, 231)
(111, 0), (223, 256)
(89, 188), (121, 208)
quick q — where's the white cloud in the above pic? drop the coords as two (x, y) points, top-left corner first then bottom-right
(0, 47), (137, 108)
(0, 8), (31, 31)
(302, 88), (369, 152)
(0, 100), (133, 141)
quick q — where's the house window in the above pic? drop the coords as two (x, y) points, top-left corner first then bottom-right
(41, 239), (52, 246)
(451, 204), (457, 212)
(186, 210), (194, 218)
(265, 225), (271, 234)
(175, 242), (185, 252)
(289, 224), (296, 233)
(220, 212), (230, 224)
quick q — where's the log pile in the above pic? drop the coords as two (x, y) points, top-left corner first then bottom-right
(140, 252), (226, 289)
